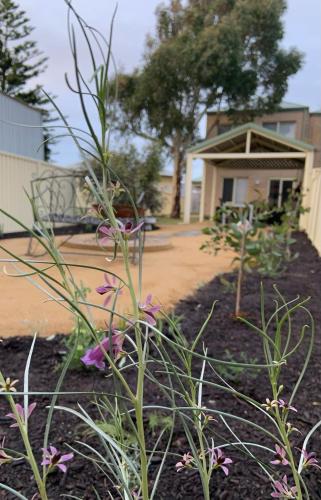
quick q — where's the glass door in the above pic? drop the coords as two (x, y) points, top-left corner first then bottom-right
(268, 179), (293, 208)
(281, 180), (294, 204)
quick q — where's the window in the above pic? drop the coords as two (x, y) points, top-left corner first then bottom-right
(268, 179), (294, 208)
(263, 122), (277, 132)
(222, 178), (234, 202)
(222, 178), (248, 205)
(263, 121), (296, 138)
(279, 122), (296, 139)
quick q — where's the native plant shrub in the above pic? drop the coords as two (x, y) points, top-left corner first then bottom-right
(202, 205), (259, 316)
(202, 203), (300, 315)
(0, 5), (320, 500)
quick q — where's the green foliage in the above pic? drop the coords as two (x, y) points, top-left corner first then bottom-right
(0, 0), (47, 94)
(156, 312), (184, 341)
(254, 228), (297, 277)
(218, 276), (236, 294)
(81, 420), (138, 448)
(89, 143), (163, 213)
(202, 202), (301, 315)
(216, 349), (260, 383)
(202, 202), (299, 277)
(113, 0), (302, 217)
(64, 319), (95, 370)
(64, 282), (103, 370)
(0, 0), (55, 159)
(147, 412), (173, 436)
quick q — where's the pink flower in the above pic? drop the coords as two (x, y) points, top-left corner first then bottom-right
(81, 332), (124, 370)
(138, 294), (160, 326)
(6, 403), (37, 428)
(99, 220), (144, 244)
(209, 446), (233, 476)
(271, 445), (289, 466)
(0, 437), (13, 465)
(175, 452), (193, 472)
(271, 475), (297, 498)
(277, 399), (297, 413)
(41, 446), (73, 473)
(301, 449), (321, 470)
(236, 219), (252, 233)
(96, 273), (122, 307)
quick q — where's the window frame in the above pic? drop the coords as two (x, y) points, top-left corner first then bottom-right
(267, 177), (296, 208)
(222, 177), (248, 206)
(262, 120), (297, 139)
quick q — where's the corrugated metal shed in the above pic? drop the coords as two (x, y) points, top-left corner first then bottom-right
(0, 93), (44, 160)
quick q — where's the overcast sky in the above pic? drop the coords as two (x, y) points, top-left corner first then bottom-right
(18, 0), (321, 167)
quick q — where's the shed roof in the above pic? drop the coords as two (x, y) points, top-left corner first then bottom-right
(207, 100), (309, 114)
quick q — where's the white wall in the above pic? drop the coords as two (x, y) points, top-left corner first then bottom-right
(0, 150), (67, 233)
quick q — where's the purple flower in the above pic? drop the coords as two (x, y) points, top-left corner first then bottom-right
(6, 403), (36, 428)
(138, 294), (160, 326)
(96, 273), (122, 306)
(301, 449), (321, 470)
(98, 225), (118, 244)
(118, 220), (144, 236)
(175, 452), (193, 472)
(271, 445), (289, 466)
(99, 220), (144, 244)
(41, 446), (73, 473)
(209, 446), (233, 476)
(81, 332), (124, 370)
(271, 475), (297, 498)
(277, 400), (297, 413)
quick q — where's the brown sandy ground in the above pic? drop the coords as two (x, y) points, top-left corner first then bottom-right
(0, 223), (234, 337)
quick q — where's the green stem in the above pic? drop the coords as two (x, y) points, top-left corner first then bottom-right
(196, 424), (210, 500)
(271, 382), (302, 499)
(7, 394), (47, 499)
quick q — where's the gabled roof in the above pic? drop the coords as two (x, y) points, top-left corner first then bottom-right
(187, 122), (314, 154)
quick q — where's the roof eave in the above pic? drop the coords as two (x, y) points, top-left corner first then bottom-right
(187, 122), (314, 154)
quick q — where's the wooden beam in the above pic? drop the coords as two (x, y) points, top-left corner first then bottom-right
(193, 152), (307, 160)
(199, 162), (206, 222)
(209, 165), (217, 218)
(245, 130), (251, 153)
(183, 155), (193, 223)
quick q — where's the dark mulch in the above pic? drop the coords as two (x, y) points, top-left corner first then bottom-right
(0, 231), (321, 499)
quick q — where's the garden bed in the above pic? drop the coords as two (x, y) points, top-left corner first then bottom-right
(0, 232), (320, 499)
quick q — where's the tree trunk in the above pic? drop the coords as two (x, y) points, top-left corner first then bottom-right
(170, 146), (183, 219)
